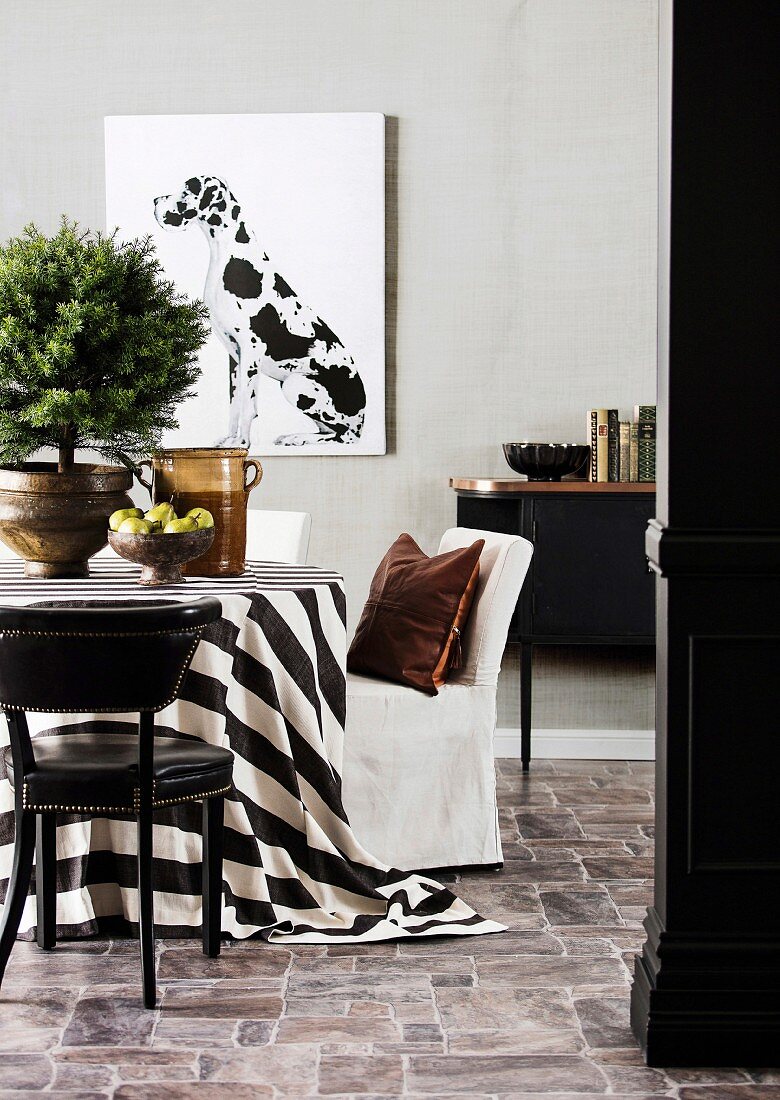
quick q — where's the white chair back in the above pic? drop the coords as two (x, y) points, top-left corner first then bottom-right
(246, 509), (311, 565)
(437, 527), (533, 688)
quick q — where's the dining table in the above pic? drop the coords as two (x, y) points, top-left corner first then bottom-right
(0, 556), (500, 944)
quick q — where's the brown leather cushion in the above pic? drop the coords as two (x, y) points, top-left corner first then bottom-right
(347, 533), (484, 695)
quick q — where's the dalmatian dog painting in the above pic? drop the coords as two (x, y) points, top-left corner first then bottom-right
(104, 112), (385, 455)
(154, 175), (366, 448)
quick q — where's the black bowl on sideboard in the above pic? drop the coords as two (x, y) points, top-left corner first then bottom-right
(502, 442), (590, 481)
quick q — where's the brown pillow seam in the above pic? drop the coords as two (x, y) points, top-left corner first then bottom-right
(360, 597), (458, 630)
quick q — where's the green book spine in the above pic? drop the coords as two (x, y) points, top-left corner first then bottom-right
(629, 422), (639, 481)
(619, 421), (630, 482)
(607, 409), (619, 481)
(633, 405), (657, 424)
(634, 405), (656, 483)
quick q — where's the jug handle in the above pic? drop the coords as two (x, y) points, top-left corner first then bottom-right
(244, 458), (263, 493)
(135, 460), (154, 494)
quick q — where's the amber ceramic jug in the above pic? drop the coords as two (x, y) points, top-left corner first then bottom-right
(137, 448), (262, 576)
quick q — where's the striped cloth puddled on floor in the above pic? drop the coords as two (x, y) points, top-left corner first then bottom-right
(0, 559), (503, 943)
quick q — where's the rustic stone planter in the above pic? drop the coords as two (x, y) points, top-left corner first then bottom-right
(0, 463), (134, 578)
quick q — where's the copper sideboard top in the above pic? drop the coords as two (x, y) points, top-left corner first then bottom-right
(450, 477), (656, 494)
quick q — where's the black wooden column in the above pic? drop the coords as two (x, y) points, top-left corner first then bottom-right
(630, 0), (780, 1066)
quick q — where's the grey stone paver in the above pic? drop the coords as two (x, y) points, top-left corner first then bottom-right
(0, 760), (757, 1095)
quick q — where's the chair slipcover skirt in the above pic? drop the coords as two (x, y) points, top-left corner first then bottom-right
(343, 673), (501, 870)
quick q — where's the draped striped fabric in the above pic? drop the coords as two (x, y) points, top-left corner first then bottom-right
(0, 559), (502, 943)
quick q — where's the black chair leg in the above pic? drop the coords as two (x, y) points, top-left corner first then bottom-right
(202, 796), (224, 958)
(520, 642), (533, 772)
(0, 810), (35, 986)
(137, 808), (156, 1009)
(36, 814), (57, 951)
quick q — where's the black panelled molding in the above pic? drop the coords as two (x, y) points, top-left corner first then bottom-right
(630, 0), (780, 1066)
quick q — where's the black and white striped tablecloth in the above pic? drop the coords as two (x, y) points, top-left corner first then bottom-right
(0, 559), (501, 943)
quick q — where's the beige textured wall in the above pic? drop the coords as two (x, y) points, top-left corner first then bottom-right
(0, 0), (658, 730)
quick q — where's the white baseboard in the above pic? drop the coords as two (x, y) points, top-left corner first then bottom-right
(495, 727), (655, 760)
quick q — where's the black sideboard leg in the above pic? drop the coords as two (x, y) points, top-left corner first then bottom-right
(520, 643), (533, 772)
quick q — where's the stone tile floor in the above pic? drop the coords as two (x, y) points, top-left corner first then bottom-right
(0, 758), (774, 1097)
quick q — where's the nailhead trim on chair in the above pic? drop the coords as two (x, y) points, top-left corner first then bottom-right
(0, 627), (203, 638)
(0, 629), (203, 713)
(22, 780), (232, 814)
(22, 781), (135, 814)
(150, 783), (232, 808)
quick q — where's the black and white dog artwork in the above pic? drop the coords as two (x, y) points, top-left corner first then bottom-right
(154, 175), (366, 448)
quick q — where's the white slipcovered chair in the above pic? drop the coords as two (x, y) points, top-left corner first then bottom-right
(342, 527), (533, 870)
(245, 509), (311, 565)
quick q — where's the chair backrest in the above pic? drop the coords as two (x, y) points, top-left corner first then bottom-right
(246, 509), (311, 564)
(437, 527), (533, 688)
(0, 597), (221, 715)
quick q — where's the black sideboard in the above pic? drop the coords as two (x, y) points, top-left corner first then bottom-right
(451, 478), (656, 770)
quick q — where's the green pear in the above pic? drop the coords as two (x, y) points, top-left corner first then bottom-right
(146, 502), (177, 527)
(163, 516), (198, 533)
(185, 506), (214, 529)
(109, 507), (143, 532)
(118, 517), (153, 534)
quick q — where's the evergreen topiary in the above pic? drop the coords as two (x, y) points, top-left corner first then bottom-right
(0, 220), (208, 473)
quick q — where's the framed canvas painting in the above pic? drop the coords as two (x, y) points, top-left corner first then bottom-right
(105, 113), (385, 455)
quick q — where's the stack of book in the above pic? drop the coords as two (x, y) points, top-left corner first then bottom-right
(587, 406), (656, 483)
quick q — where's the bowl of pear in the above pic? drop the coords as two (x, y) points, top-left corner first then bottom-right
(107, 503), (215, 586)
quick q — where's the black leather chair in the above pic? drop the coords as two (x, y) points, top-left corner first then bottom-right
(0, 597), (231, 1008)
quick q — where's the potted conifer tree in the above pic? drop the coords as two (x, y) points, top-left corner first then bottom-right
(0, 220), (208, 577)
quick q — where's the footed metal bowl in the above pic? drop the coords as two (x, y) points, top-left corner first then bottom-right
(108, 526), (215, 586)
(502, 442), (590, 482)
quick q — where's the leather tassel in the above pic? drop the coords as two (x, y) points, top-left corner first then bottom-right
(449, 626), (463, 669)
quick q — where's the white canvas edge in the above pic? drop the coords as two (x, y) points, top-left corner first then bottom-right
(104, 112), (386, 457)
